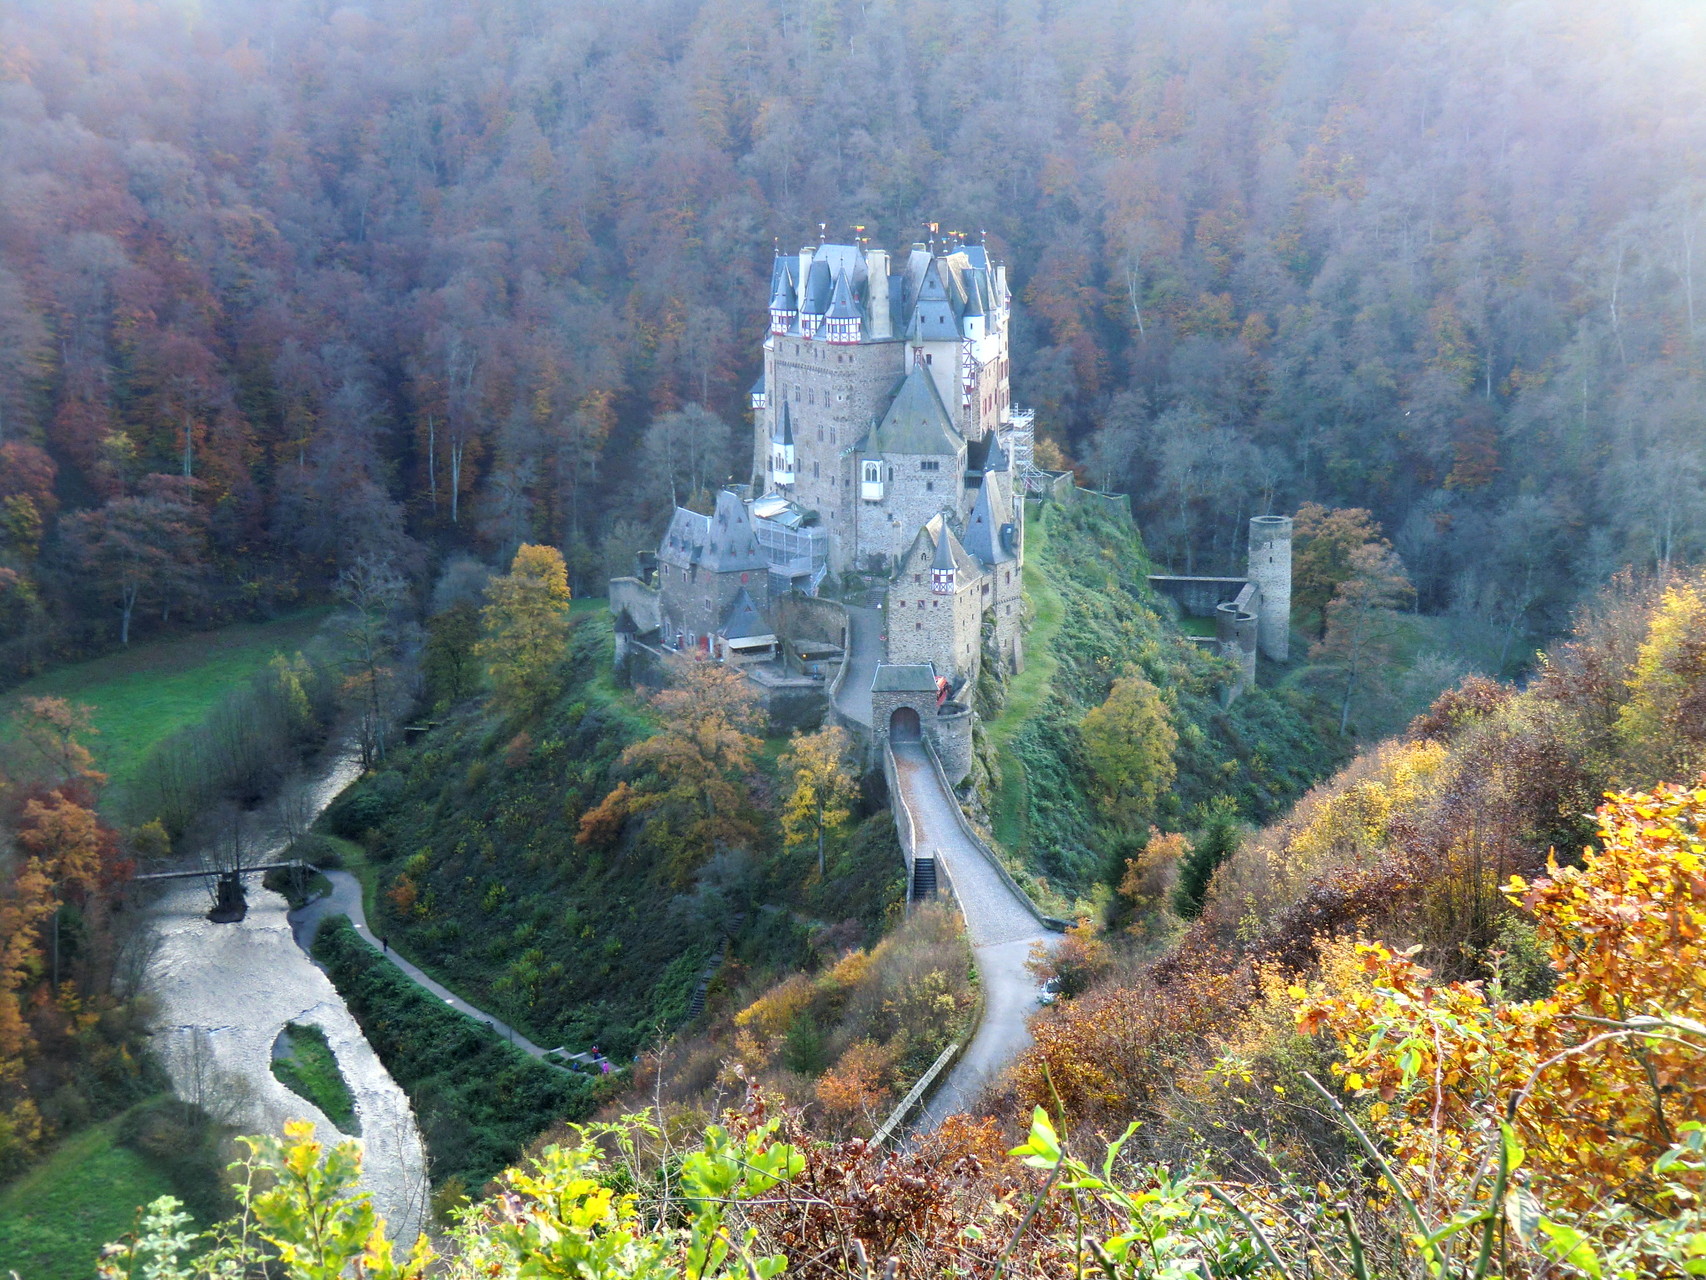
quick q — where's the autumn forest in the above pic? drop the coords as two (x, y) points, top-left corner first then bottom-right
(0, 0), (1702, 666)
(3, 1), (1706, 1278)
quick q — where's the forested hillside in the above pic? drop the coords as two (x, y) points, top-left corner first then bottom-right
(977, 499), (1341, 905)
(2, 0), (1702, 673)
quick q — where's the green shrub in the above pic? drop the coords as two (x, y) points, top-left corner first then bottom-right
(116, 1097), (234, 1225)
(311, 917), (600, 1189)
(270, 1023), (359, 1135)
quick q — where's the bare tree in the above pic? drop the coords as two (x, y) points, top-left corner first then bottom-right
(335, 555), (410, 769)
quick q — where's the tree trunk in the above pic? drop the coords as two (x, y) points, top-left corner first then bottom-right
(427, 413), (437, 512)
(450, 438), (463, 524)
(120, 581), (137, 646)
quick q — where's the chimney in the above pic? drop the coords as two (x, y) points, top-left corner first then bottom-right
(866, 248), (891, 340)
(797, 245), (814, 316)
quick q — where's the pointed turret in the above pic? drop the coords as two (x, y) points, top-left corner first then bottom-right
(771, 402), (795, 486)
(931, 523), (957, 595)
(769, 256), (798, 335)
(826, 269), (861, 344)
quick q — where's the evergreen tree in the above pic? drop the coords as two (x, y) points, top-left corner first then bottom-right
(1171, 801), (1242, 920)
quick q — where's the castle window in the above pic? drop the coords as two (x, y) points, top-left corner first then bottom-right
(813, 461), (820, 478)
(925, 481), (933, 492)
(914, 574), (922, 584)
(916, 622), (923, 631)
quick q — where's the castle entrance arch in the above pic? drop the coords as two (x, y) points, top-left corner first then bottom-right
(889, 706), (922, 743)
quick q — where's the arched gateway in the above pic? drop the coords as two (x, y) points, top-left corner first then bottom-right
(889, 705), (922, 743)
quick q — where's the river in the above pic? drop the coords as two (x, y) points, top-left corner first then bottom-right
(139, 749), (429, 1241)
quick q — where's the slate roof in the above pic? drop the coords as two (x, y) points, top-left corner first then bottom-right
(872, 664), (939, 692)
(932, 526), (957, 572)
(657, 507), (710, 570)
(962, 475), (1016, 566)
(900, 515), (980, 582)
(704, 489), (766, 572)
(827, 269), (861, 320)
(908, 261), (960, 340)
(867, 366), (962, 458)
(771, 400), (794, 444)
(802, 258), (834, 315)
(769, 256), (797, 310)
(657, 491), (766, 573)
(719, 587), (769, 640)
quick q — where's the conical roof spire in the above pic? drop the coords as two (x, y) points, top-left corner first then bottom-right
(932, 527), (956, 572)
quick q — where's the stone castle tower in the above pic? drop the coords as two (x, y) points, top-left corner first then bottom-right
(1247, 515), (1292, 663)
(752, 238), (1019, 578)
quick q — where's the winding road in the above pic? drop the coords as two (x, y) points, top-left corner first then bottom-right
(887, 741), (1060, 1131)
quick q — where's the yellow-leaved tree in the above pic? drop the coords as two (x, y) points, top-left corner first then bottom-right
(1296, 778), (1706, 1218)
(477, 544), (571, 714)
(1078, 668), (1177, 828)
(618, 661), (763, 863)
(779, 724), (857, 876)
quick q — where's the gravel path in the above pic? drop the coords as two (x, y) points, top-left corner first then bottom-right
(889, 743), (1057, 1130)
(292, 872), (552, 1058)
(834, 605), (882, 728)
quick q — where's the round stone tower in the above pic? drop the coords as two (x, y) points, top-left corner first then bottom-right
(1248, 515), (1293, 663)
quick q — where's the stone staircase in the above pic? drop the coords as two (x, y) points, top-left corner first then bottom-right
(911, 855), (938, 901)
(685, 911), (746, 1020)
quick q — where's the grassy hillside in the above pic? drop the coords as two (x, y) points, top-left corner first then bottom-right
(979, 499), (1344, 907)
(0, 1097), (229, 1280)
(0, 1120), (172, 1280)
(312, 917), (602, 1193)
(0, 609), (329, 811)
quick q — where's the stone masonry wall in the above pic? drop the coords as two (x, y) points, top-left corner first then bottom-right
(855, 449), (967, 570)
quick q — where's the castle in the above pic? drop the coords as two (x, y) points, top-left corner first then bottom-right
(609, 233), (1292, 764)
(612, 236), (1030, 729)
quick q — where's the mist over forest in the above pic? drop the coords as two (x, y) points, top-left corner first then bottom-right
(1, 0), (1703, 667)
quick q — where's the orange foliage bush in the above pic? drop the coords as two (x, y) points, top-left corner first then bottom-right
(1297, 779), (1706, 1212)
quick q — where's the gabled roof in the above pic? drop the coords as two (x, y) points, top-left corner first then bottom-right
(658, 506), (710, 570)
(899, 515), (980, 583)
(909, 261), (960, 340)
(703, 489), (766, 573)
(962, 475), (1016, 566)
(867, 366), (962, 457)
(965, 434), (1009, 475)
(751, 370), (766, 398)
(718, 587), (769, 640)
(872, 663), (938, 693)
